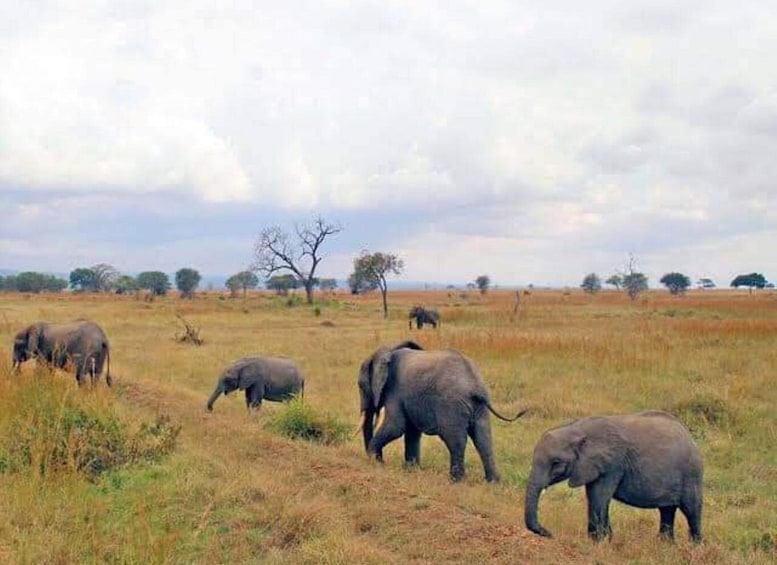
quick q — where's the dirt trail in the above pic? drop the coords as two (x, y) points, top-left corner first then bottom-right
(118, 377), (589, 564)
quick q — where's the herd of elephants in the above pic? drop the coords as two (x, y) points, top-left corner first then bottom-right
(10, 307), (703, 544)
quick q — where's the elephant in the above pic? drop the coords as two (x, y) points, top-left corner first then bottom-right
(206, 356), (305, 412)
(12, 319), (113, 386)
(408, 305), (439, 329)
(356, 340), (527, 482)
(524, 410), (703, 542)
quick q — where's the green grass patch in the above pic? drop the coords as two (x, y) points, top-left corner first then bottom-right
(0, 367), (180, 480)
(267, 397), (351, 445)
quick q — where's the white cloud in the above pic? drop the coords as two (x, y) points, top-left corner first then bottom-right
(1, 1), (776, 283)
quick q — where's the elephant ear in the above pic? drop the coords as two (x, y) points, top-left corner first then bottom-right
(235, 363), (256, 390)
(568, 420), (622, 487)
(370, 352), (393, 410)
(25, 324), (42, 354)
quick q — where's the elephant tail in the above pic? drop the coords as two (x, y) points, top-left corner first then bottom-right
(486, 402), (529, 422)
(103, 342), (113, 387)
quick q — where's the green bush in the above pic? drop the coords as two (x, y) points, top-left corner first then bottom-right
(268, 397), (350, 445)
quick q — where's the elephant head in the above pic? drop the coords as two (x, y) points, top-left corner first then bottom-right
(525, 419), (622, 538)
(408, 306), (422, 329)
(356, 340), (423, 450)
(12, 323), (42, 370)
(206, 365), (243, 411)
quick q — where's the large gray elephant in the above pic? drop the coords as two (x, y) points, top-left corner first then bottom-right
(206, 356), (305, 412)
(524, 410), (703, 542)
(357, 341), (527, 482)
(408, 305), (439, 330)
(12, 320), (113, 386)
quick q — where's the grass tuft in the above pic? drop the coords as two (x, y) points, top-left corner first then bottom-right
(0, 367), (180, 480)
(267, 397), (351, 445)
(668, 395), (737, 437)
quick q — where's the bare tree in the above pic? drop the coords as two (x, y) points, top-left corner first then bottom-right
(252, 216), (342, 304)
(91, 263), (119, 292)
(621, 254), (648, 301)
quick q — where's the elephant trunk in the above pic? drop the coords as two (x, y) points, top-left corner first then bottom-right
(206, 384), (224, 412)
(525, 472), (552, 538)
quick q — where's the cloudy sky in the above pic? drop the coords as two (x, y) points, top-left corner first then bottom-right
(1, 1), (775, 287)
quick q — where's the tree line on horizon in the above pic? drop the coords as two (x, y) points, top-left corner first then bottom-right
(0, 218), (773, 305)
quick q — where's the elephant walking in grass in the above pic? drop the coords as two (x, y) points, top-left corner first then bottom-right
(408, 306), (439, 329)
(357, 341), (527, 482)
(524, 410), (703, 542)
(13, 320), (113, 386)
(206, 357), (304, 412)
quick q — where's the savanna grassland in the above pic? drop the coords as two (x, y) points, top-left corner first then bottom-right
(0, 288), (775, 565)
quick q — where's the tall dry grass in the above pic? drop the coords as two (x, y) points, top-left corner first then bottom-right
(0, 288), (775, 564)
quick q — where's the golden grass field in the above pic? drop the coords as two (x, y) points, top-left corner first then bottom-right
(0, 288), (775, 564)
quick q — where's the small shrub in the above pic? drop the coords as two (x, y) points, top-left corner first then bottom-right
(268, 397), (350, 445)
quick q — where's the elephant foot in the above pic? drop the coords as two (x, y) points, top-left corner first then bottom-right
(587, 526), (612, 543)
(530, 526), (553, 538)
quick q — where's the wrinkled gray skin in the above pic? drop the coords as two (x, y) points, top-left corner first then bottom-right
(358, 341), (526, 482)
(206, 356), (304, 412)
(12, 320), (113, 386)
(408, 306), (439, 330)
(525, 410), (703, 542)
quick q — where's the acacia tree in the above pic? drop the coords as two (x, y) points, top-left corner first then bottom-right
(226, 271), (259, 298)
(660, 272), (691, 295)
(351, 251), (404, 318)
(69, 267), (97, 292)
(475, 275), (491, 294)
(252, 216), (342, 305)
(730, 273), (767, 290)
(265, 274), (298, 296)
(605, 274), (623, 290)
(581, 273), (602, 294)
(137, 271), (171, 296)
(175, 268), (201, 299)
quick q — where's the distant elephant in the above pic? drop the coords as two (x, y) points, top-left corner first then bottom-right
(524, 410), (703, 542)
(206, 356), (305, 412)
(12, 320), (113, 386)
(408, 305), (439, 329)
(357, 341), (527, 482)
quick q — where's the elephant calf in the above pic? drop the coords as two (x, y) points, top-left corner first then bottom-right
(357, 341), (526, 482)
(13, 319), (113, 386)
(524, 410), (703, 542)
(206, 356), (305, 412)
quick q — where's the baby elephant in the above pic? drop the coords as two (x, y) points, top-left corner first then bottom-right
(524, 410), (703, 542)
(206, 357), (304, 412)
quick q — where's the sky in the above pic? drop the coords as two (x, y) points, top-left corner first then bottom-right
(1, 1), (775, 288)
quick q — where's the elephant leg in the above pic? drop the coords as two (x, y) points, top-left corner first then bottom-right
(468, 416), (500, 483)
(246, 385), (264, 410)
(368, 411), (406, 463)
(585, 477), (619, 541)
(658, 506), (677, 540)
(680, 490), (703, 543)
(439, 429), (468, 482)
(403, 424), (421, 466)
